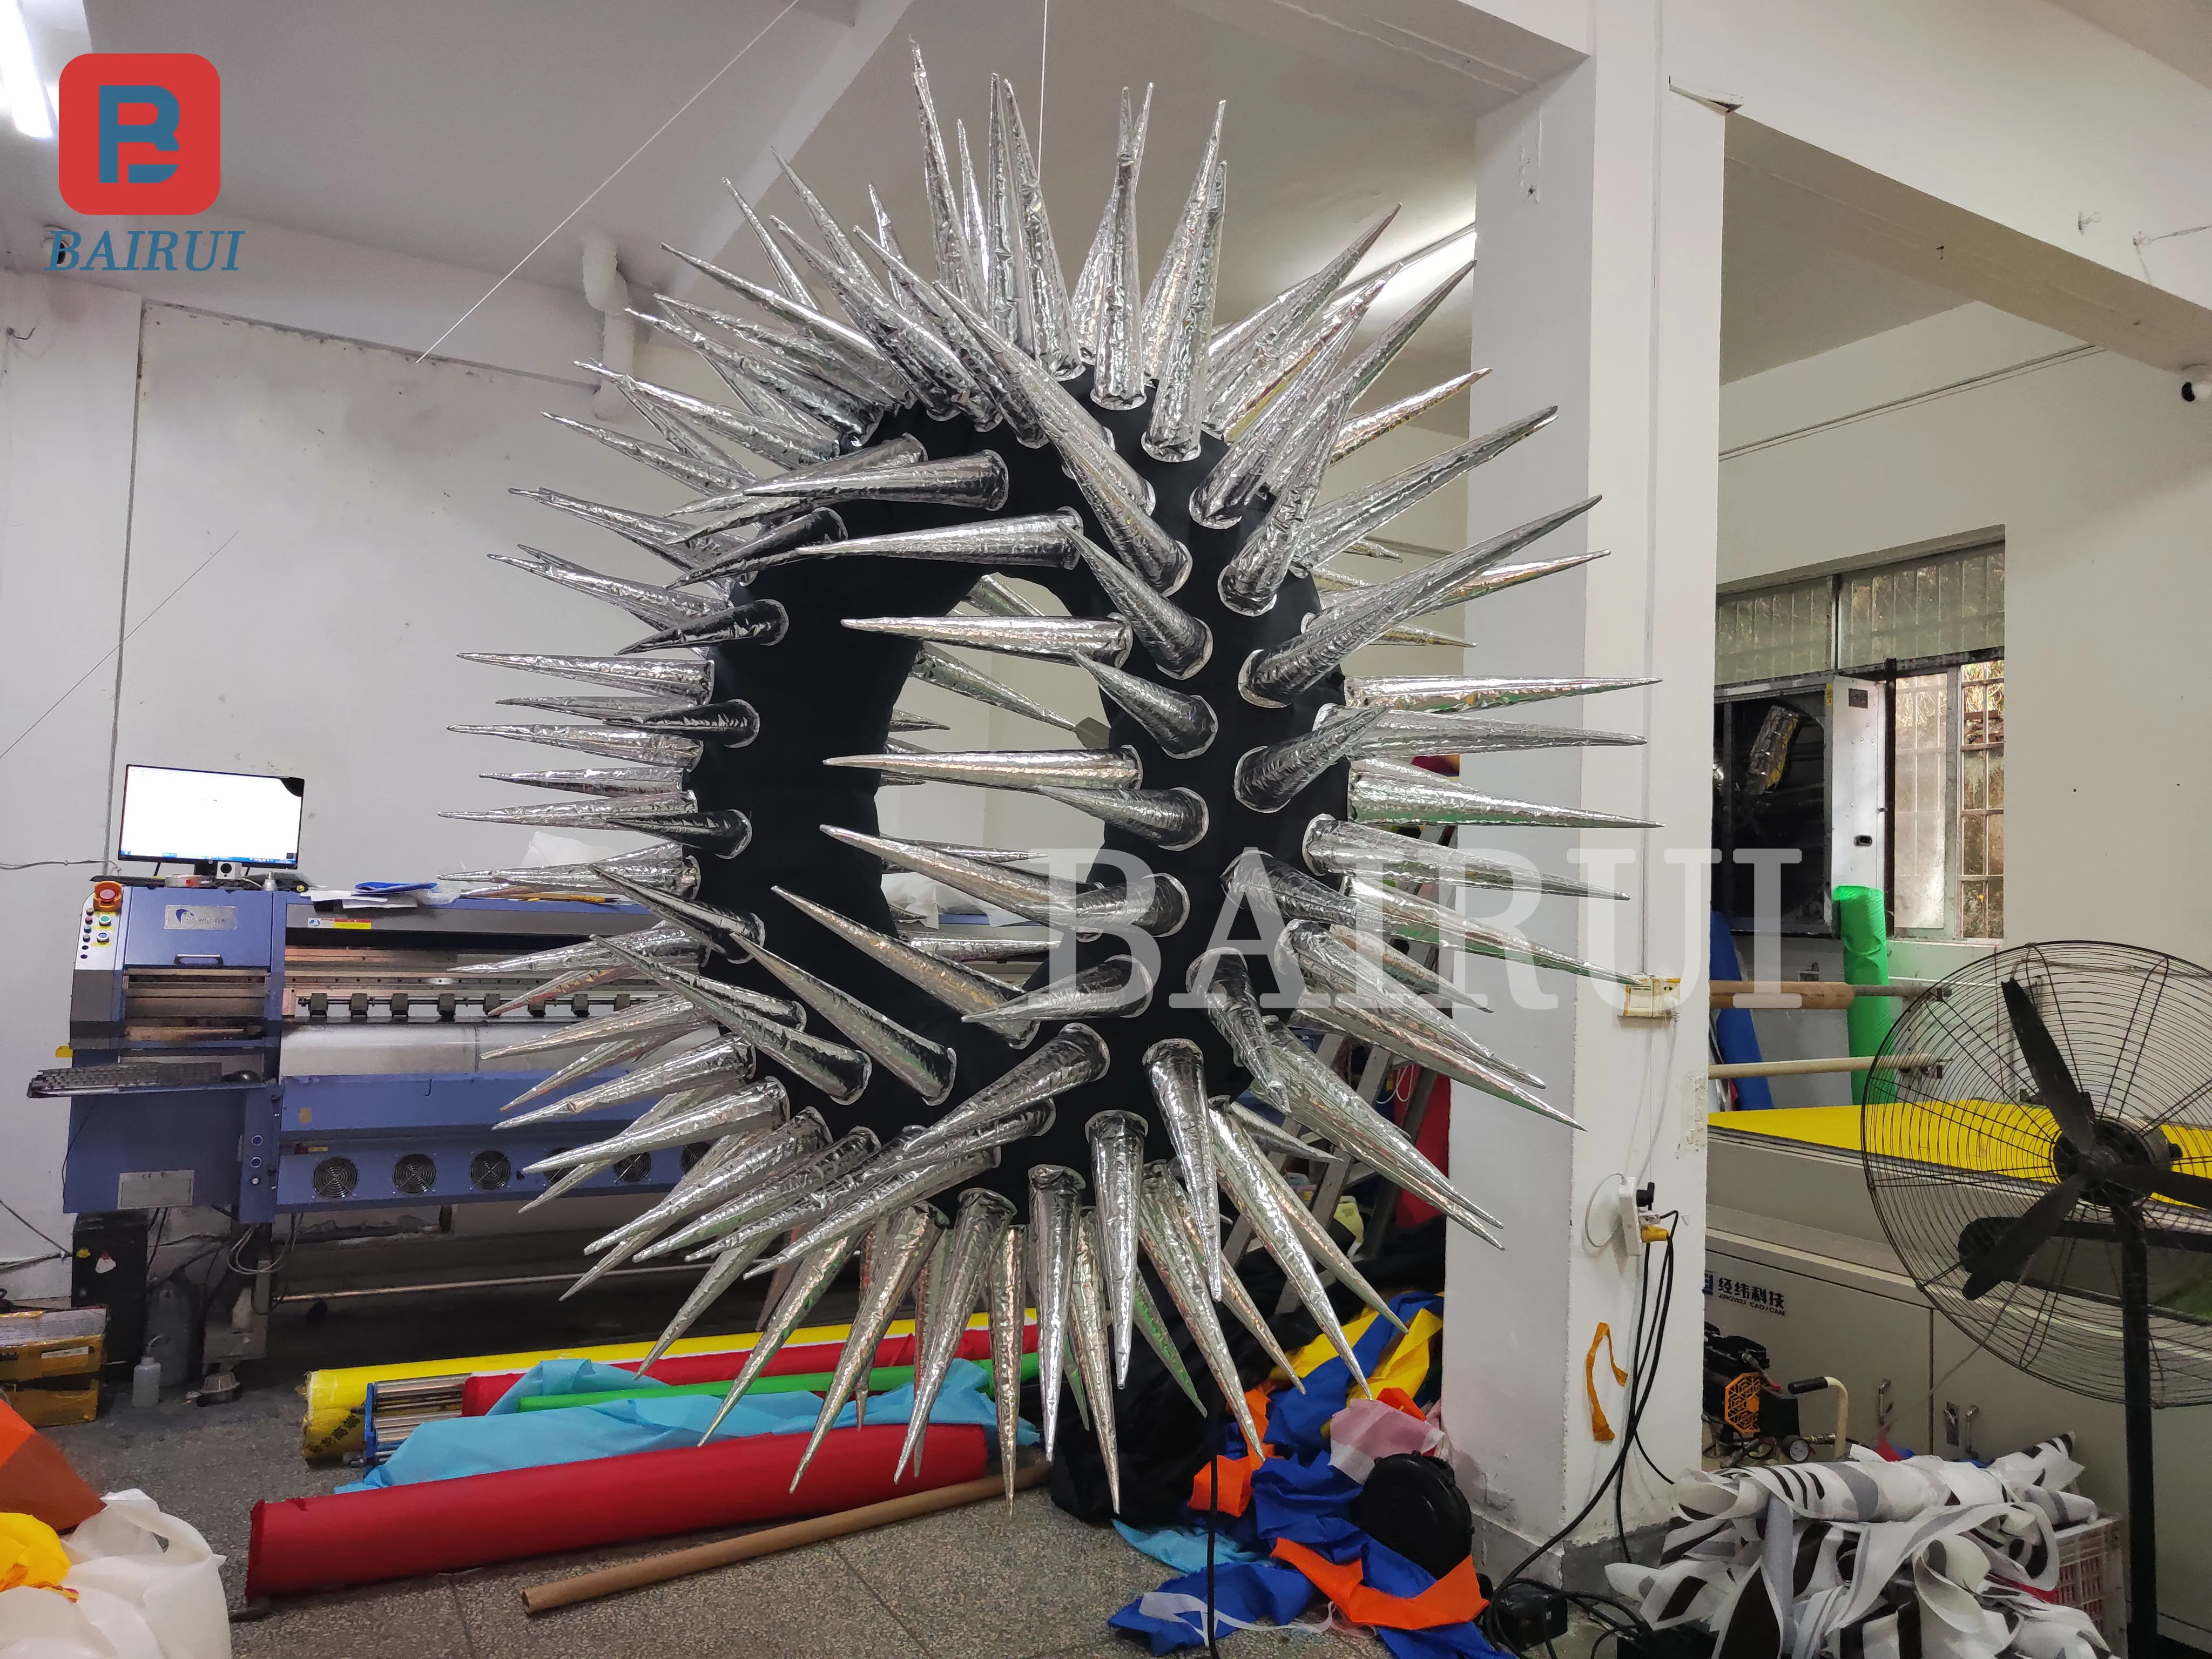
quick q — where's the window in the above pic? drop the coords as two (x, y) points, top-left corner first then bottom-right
(1716, 543), (2004, 942)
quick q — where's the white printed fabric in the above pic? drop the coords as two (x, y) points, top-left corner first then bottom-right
(1606, 1438), (2106, 1659)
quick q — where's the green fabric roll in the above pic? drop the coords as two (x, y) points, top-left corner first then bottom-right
(513, 1352), (1040, 1413)
(1835, 885), (1896, 1104)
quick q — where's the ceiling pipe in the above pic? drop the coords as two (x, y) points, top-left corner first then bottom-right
(582, 233), (636, 420)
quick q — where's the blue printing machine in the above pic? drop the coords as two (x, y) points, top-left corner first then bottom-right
(52, 884), (689, 1223)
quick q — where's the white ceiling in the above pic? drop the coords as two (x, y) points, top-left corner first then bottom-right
(2048, 0), (2212, 90)
(0, 0), (2018, 413)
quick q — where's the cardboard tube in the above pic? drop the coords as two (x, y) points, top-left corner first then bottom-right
(523, 1462), (1050, 1614)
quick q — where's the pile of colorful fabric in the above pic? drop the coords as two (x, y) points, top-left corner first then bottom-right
(1605, 1437), (2108, 1659)
(1108, 1292), (1503, 1658)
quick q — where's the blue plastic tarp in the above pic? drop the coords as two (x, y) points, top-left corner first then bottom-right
(342, 1356), (1030, 1491)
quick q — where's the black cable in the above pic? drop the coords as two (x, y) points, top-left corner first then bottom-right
(0, 1197), (68, 1256)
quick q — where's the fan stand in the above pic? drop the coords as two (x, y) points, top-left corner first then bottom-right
(2116, 1209), (2161, 1659)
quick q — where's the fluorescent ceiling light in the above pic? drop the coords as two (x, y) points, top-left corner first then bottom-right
(0, 0), (51, 140)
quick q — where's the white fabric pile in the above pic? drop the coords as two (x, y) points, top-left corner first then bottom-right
(1607, 1437), (2106, 1659)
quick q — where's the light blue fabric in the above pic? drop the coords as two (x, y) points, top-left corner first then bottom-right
(341, 1357), (1030, 1491)
(1114, 1521), (1265, 1573)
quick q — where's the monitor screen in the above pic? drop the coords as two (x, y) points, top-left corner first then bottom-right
(118, 766), (305, 868)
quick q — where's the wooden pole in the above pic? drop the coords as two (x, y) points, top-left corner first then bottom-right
(1708, 1053), (1943, 1079)
(522, 1462), (1051, 1614)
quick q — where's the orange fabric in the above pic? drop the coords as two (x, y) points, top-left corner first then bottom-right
(1271, 1537), (1489, 1630)
(0, 1400), (31, 1463)
(1377, 1387), (1426, 1422)
(1585, 1324), (1628, 1441)
(1188, 1385), (1276, 1516)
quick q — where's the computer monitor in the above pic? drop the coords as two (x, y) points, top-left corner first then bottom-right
(117, 766), (305, 871)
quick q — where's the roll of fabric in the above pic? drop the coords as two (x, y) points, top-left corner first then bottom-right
(247, 1422), (988, 1597)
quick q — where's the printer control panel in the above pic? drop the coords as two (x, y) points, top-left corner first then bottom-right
(77, 880), (124, 968)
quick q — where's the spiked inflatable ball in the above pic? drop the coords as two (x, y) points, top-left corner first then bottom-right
(447, 48), (1656, 1506)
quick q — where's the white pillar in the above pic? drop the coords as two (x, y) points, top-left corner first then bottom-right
(1438, 6), (1724, 1583)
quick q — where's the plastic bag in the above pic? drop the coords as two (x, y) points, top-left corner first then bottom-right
(0, 1489), (230, 1659)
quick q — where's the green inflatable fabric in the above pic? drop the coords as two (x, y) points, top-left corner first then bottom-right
(1835, 885), (1897, 1103)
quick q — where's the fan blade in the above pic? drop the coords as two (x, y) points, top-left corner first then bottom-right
(2107, 1159), (2212, 1209)
(2001, 980), (2100, 1153)
(1961, 1172), (2086, 1300)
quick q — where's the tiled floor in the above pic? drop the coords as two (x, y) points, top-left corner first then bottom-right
(48, 1383), (1398, 1659)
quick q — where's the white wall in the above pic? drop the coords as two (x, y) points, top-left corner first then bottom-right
(1719, 301), (2212, 966)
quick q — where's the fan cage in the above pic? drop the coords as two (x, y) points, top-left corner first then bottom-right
(1863, 940), (2212, 1406)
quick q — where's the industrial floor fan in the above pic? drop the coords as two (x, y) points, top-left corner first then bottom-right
(1862, 941), (2212, 1657)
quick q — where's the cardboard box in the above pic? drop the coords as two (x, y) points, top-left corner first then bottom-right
(0, 1333), (105, 1384)
(2, 1379), (101, 1427)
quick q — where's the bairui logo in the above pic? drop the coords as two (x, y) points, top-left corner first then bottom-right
(56, 53), (221, 218)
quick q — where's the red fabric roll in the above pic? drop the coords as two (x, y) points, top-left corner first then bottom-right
(458, 1324), (1026, 1415)
(247, 1422), (987, 1598)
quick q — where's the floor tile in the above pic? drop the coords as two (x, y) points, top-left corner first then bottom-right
(230, 1579), (474, 1658)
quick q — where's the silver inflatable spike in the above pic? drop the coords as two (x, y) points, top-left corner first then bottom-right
(545, 412), (752, 495)
(615, 598), (791, 656)
(1273, 924), (1569, 1122)
(631, 309), (876, 444)
(1141, 102), (1225, 381)
(792, 1203), (942, 1489)
(852, 231), (1003, 427)
(1059, 435), (1189, 594)
(483, 944), (700, 1019)
(460, 652), (714, 703)
(1090, 97), (1145, 410)
(449, 723), (705, 771)
(557, 1120), (768, 1297)
(443, 845), (696, 899)
(662, 245), (908, 399)
(956, 116), (989, 293)
(495, 694), (685, 723)
(896, 1187), (1016, 1480)
(642, 1231), (777, 1372)
(696, 1232), (859, 1440)
(1075, 656), (1216, 758)
(1318, 549), (1607, 615)
(1141, 1038), (1220, 1296)
(500, 1034), (753, 1128)
(480, 995), (693, 1063)
(1144, 156), (1227, 464)
(1321, 923), (1494, 1016)
(509, 487), (724, 568)
(1218, 1094), (1332, 1162)
(1206, 206), (1397, 428)
(756, 1143), (1003, 1277)
(965, 956), (1151, 1036)
(730, 183), (816, 308)
(889, 709), (949, 734)
(636, 1121), (871, 1260)
(602, 871), (765, 958)
(483, 765), (687, 798)
(1206, 1114), (1371, 1398)
(773, 887), (1038, 1045)
(986, 1219), (1027, 1496)
(589, 366), (836, 470)
(1265, 1023), (1501, 1243)
(1342, 672), (1656, 713)
(1333, 370), (1487, 464)
(1027, 1165), (1083, 1458)
(1286, 409), (1562, 579)
(743, 511), (1084, 581)
(1085, 1111), (1146, 1385)
(820, 826), (1159, 934)
(497, 1032), (665, 1114)
(605, 701), (764, 741)
(1347, 757), (1656, 831)
(828, 746), (1140, 792)
(1183, 948), (1290, 1111)
(1217, 376), (1363, 616)
(1342, 709), (1644, 760)
(1031, 784), (1208, 851)
(1069, 534), (1212, 680)
(463, 921), (697, 985)
(767, 151), (893, 307)
(522, 1080), (786, 1174)
(908, 929), (1049, 957)
(489, 546), (717, 631)
(603, 808), (753, 858)
(661, 292), (897, 408)
(842, 613), (1130, 665)
(1232, 706), (1384, 814)
(682, 433), (922, 522)
(745, 452), (1009, 512)
(1136, 1167), (1265, 1452)
(732, 935), (957, 1105)
(1243, 494), (1595, 707)
(982, 76), (1028, 347)
(1133, 1271), (1205, 1412)
(1067, 1211), (1123, 1511)
(779, 224), (973, 421)
(902, 1023), (1110, 1163)
(672, 512), (847, 588)
(1217, 1109), (1404, 1334)
(997, 78), (1075, 376)
(909, 43), (980, 301)
(599, 1109), (832, 1256)
(966, 572), (1047, 618)
(1154, 1176), (1295, 1394)
(914, 639), (1087, 731)
(604, 940), (874, 1105)
(528, 1082), (730, 1219)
